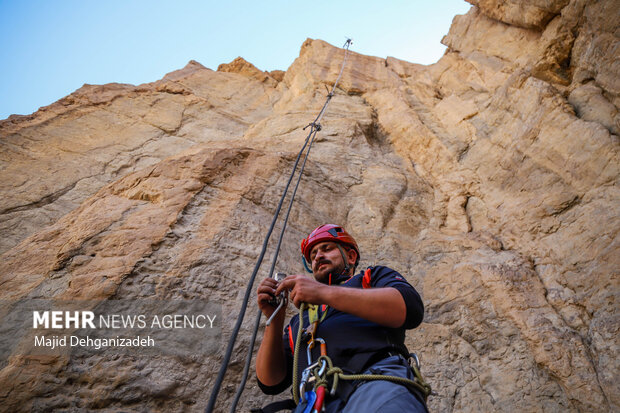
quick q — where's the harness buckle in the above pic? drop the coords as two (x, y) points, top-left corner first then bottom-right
(304, 321), (318, 345)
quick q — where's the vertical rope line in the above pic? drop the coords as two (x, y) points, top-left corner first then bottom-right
(205, 131), (313, 413)
(206, 38), (352, 413)
(265, 127), (320, 280)
(229, 128), (319, 412)
(311, 39), (352, 128)
(228, 310), (262, 413)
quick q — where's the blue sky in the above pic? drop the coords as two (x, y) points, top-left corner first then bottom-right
(0, 1), (470, 119)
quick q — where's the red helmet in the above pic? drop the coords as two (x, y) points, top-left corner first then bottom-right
(301, 224), (360, 264)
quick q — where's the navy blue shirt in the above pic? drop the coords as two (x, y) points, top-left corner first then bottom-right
(258, 266), (424, 394)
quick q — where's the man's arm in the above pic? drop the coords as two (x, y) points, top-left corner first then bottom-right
(255, 277), (289, 387)
(276, 275), (407, 328)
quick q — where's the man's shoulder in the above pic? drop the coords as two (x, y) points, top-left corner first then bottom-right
(364, 265), (402, 276)
(362, 265), (410, 285)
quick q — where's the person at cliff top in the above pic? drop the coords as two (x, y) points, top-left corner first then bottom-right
(255, 224), (429, 413)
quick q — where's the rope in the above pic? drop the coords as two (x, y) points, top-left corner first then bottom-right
(305, 38), (352, 131)
(228, 310), (261, 413)
(315, 355), (431, 403)
(292, 303), (307, 403)
(229, 126), (319, 412)
(205, 38), (352, 413)
(333, 372), (431, 399)
(205, 128), (313, 413)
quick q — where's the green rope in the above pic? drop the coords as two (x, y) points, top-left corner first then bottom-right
(410, 362), (432, 397)
(337, 372), (430, 398)
(318, 354), (432, 402)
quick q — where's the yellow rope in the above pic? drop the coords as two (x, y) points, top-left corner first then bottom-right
(319, 353), (431, 401)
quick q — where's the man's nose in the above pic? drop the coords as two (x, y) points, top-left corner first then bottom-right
(313, 250), (325, 263)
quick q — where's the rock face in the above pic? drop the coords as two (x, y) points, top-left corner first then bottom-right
(0, 1), (618, 412)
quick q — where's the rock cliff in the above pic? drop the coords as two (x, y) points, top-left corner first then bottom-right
(0, 0), (618, 412)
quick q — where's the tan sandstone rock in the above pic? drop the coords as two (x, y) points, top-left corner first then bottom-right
(466, 0), (570, 29)
(0, 1), (618, 412)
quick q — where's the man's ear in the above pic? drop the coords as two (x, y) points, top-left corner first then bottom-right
(347, 249), (358, 266)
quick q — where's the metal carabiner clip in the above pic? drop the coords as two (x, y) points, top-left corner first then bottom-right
(306, 338), (327, 364)
(307, 341), (315, 365)
(317, 358), (327, 378)
(409, 352), (421, 370)
(265, 272), (287, 326)
(299, 361), (319, 402)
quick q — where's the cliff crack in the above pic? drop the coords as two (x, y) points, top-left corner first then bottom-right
(1, 180), (80, 215)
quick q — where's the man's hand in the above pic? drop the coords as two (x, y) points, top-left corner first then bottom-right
(256, 277), (288, 386)
(276, 274), (407, 328)
(275, 275), (328, 308)
(257, 277), (284, 319)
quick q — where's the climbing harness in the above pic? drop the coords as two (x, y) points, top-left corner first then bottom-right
(205, 38), (353, 413)
(291, 304), (432, 410)
(256, 294), (432, 413)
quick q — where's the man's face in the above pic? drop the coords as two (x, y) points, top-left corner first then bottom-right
(310, 241), (346, 283)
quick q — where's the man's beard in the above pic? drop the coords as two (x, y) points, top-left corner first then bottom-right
(314, 259), (345, 284)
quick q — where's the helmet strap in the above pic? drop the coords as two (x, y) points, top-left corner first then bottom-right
(302, 255), (313, 273)
(335, 244), (353, 277)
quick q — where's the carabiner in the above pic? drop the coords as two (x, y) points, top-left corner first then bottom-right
(409, 352), (421, 370)
(265, 272), (288, 326)
(306, 337), (327, 365)
(265, 297), (286, 326)
(317, 358), (327, 377)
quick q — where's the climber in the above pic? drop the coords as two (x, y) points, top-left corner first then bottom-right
(255, 224), (428, 413)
